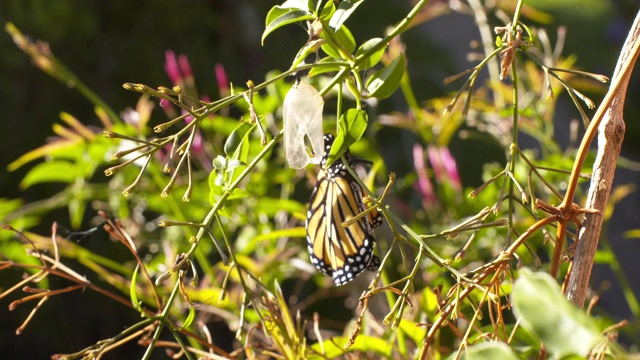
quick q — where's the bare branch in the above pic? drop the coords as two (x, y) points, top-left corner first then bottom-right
(565, 10), (640, 307)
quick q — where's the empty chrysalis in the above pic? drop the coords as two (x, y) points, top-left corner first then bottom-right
(283, 79), (324, 169)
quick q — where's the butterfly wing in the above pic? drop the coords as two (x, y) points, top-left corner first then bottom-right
(306, 134), (381, 286)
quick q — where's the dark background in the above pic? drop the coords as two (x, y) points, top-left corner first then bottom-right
(1, 0), (640, 357)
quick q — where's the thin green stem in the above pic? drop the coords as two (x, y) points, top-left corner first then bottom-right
(172, 131), (284, 273)
(511, 0), (525, 31)
(142, 281), (182, 360)
(353, 0), (429, 69)
(320, 0), (430, 98)
(168, 326), (197, 360)
(141, 131), (283, 358)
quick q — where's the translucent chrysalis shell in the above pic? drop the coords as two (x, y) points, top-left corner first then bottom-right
(283, 80), (324, 169)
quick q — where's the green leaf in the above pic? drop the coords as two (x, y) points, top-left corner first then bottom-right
(8, 138), (82, 171)
(248, 228), (306, 249)
(624, 229), (640, 239)
(328, 0), (365, 31)
(255, 197), (306, 217)
(355, 38), (386, 70)
(327, 108), (367, 165)
(320, 24), (356, 58)
(182, 306), (196, 329)
(0, 198), (23, 218)
(68, 196), (87, 229)
(0, 225), (43, 270)
(20, 160), (78, 189)
(318, 0), (335, 21)
(397, 319), (426, 346)
(229, 188), (250, 200)
(251, 91), (280, 115)
(291, 39), (323, 70)
(365, 53), (405, 99)
(308, 57), (348, 77)
(454, 342), (520, 360)
(309, 335), (392, 359)
(199, 115), (242, 135)
(224, 122), (253, 159)
(210, 184), (250, 204)
(593, 248), (615, 264)
(308, 0), (321, 14)
(511, 269), (606, 358)
(130, 264), (141, 312)
(262, 7), (314, 45)
(225, 160), (246, 173)
(280, 0), (311, 11)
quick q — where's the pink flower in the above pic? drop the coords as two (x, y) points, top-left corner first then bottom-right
(178, 54), (192, 79)
(164, 50), (181, 86)
(413, 143), (437, 206)
(164, 51), (195, 90)
(214, 63), (229, 98)
(440, 147), (461, 191)
(427, 145), (462, 192)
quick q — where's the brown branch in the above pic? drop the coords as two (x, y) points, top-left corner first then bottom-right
(565, 11), (640, 307)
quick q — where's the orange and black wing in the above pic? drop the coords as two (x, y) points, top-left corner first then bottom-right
(306, 134), (382, 286)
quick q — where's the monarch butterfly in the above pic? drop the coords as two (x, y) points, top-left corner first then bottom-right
(306, 134), (382, 286)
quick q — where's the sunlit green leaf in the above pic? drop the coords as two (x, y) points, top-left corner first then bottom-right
(327, 108), (367, 166)
(355, 37), (386, 70)
(0, 198), (23, 218)
(248, 228), (306, 249)
(225, 160), (246, 173)
(309, 335), (392, 359)
(224, 122), (254, 158)
(130, 264), (141, 312)
(308, 57), (348, 77)
(365, 53), (405, 99)
(328, 0), (365, 31)
(624, 229), (640, 239)
(262, 7), (314, 45)
(512, 269), (606, 358)
(593, 249), (615, 264)
(182, 306), (196, 329)
(454, 341), (520, 360)
(251, 91), (280, 115)
(255, 197), (306, 217)
(68, 195), (87, 229)
(320, 24), (355, 58)
(0, 226), (43, 270)
(318, 0), (335, 21)
(209, 181), (250, 204)
(199, 115), (241, 135)
(398, 319), (426, 346)
(230, 188), (251, 200)
(280, 0), (310, 11)
(291, 38), (326, 70)
(8, 139), (80, 172)
(20, 160), (78, 188)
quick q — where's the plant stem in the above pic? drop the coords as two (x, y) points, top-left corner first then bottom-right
(565, 11), (640, 306)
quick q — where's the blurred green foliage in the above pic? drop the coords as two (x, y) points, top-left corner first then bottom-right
(1, 0), (638, 359)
